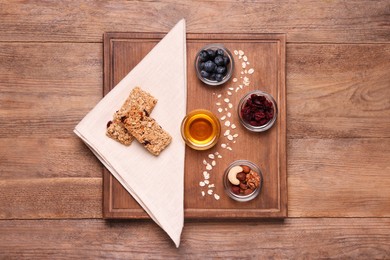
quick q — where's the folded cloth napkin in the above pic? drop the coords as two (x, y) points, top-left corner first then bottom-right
(74, 19), (187, 247)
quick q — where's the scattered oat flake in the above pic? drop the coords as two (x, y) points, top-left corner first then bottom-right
(211, 160), (216, 166)
(234, 50), (238, 55)
(228, 103), (233, 109)
(243, 56), (248, 61)
(231, 124), (237, 129)
(227, 135), (233, 141)
(218, 154), (222, 159)
(218, 108), (223, 113)
(214, 194), (220, 200)
(214, 152), (219, 155)
(227, 91), (232, 96)
(241, 71), (244, 75)
(225, 108), (228, 111)
(232, 78), (238, 83)
(208, 154), (215, 159)
(224, 98), (230, 103)
(217, 94), (222, 98)
(225, 121), (231, 127)
(201, 191), (205, 196)
(208, 189), (213, 195)
(204, 180), (210, 185)
(235, 87), (240, 92)
(248, 68), (254, 74)
(227, 112), (231, 117)
(203, 159), (207, 165)
(199, 181), (205, 187)
(242, 62), (246, 69)
(224, 129), (230, 136)
(206, 164), (212, 170)
(203, 171), (210, 179)
(228, 87), (234, 91)
(244, 70), (247, 74)
(220, 115), (226, 120)
(238, 50), (244, 56)
(247, 61), (250, 65)
(221, 143), (227, 148)
(233, 141), (236, 144)
(227, 147), (233, 151)
(239, 85), (243, 89)
(208, 184), (215, 188)
(238, 55), (242, 60)
(233, 134), (239, 138)
(216, 102), (221, 106)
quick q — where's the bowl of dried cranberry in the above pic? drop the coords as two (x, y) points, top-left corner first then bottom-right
(238, 90), (278, 132)
(195, 44), (234, 86)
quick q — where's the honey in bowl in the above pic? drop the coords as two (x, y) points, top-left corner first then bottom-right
(181, 109), (221, 150)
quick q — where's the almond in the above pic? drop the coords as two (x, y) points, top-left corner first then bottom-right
(241, 165), (251, 173)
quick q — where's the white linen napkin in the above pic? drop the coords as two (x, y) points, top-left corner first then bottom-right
(74, 19), (187, 247)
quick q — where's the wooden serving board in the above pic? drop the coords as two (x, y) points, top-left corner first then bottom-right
(103, 33), (287, 219)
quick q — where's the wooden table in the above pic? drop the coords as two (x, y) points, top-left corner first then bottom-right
(0, 1), (389, 258)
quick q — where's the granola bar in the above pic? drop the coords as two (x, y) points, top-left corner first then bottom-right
(123, 106), (172, 156)
(106, 87), (157, 145)
(106, 120), (133, 146)
(113, 86), (157, 120)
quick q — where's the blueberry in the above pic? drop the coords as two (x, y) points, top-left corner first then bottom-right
(199, 62), (205, 70)
(209, 73), (216, 81)
(200, 70), (210, 78)
(216, 49), (225, 56)
(215, 74), (224, 82)
(199, 50), (209, 62)
(204, 60), (216, 73)
(223, 56), (230, 65)
(207, 49), (216, 59)
(216, 66), (226, 75)
(214, 55), (224, 66)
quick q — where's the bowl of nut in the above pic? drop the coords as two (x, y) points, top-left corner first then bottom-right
(238, 90), (278, 132)
(223, 160), (263, 202)
(195, 43), (234, 86)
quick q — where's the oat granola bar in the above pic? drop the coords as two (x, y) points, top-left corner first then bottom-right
(123, 106), (172, 156)
(106, 120), (133, 146)
(106, 87), (157, 145)
(113, 86), (157, 121)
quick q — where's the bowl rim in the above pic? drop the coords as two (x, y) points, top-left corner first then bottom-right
(237, 90), (278, 132)
(180, 109), (221, 150)
(194, 43), (234, 86)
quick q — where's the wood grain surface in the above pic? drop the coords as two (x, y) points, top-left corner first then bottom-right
(0, 219), (389, 258)
(0, 0), (389, 43)
(103, 33), (287, 219)
(0, 0), (389, 258)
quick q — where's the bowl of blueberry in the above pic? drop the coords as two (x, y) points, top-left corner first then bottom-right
(195, 44), (234, 86)
(238, 90), (278, 132)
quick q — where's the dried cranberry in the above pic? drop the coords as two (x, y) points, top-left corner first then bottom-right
(241, 93), (274, 127)
(231, 186), (240, 195)
(143, 109), (149, 117)
(254, 111), (265, 121)
(259, 119), (268, 125)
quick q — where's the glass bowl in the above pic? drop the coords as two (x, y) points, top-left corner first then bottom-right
(238, 90), (278, 132)
(194, 43), (234, 86)
(223, 160), (263, 202)
(180, 109), (221, 150)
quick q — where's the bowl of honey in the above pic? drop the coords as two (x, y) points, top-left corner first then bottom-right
(180, 109), (221, 150)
